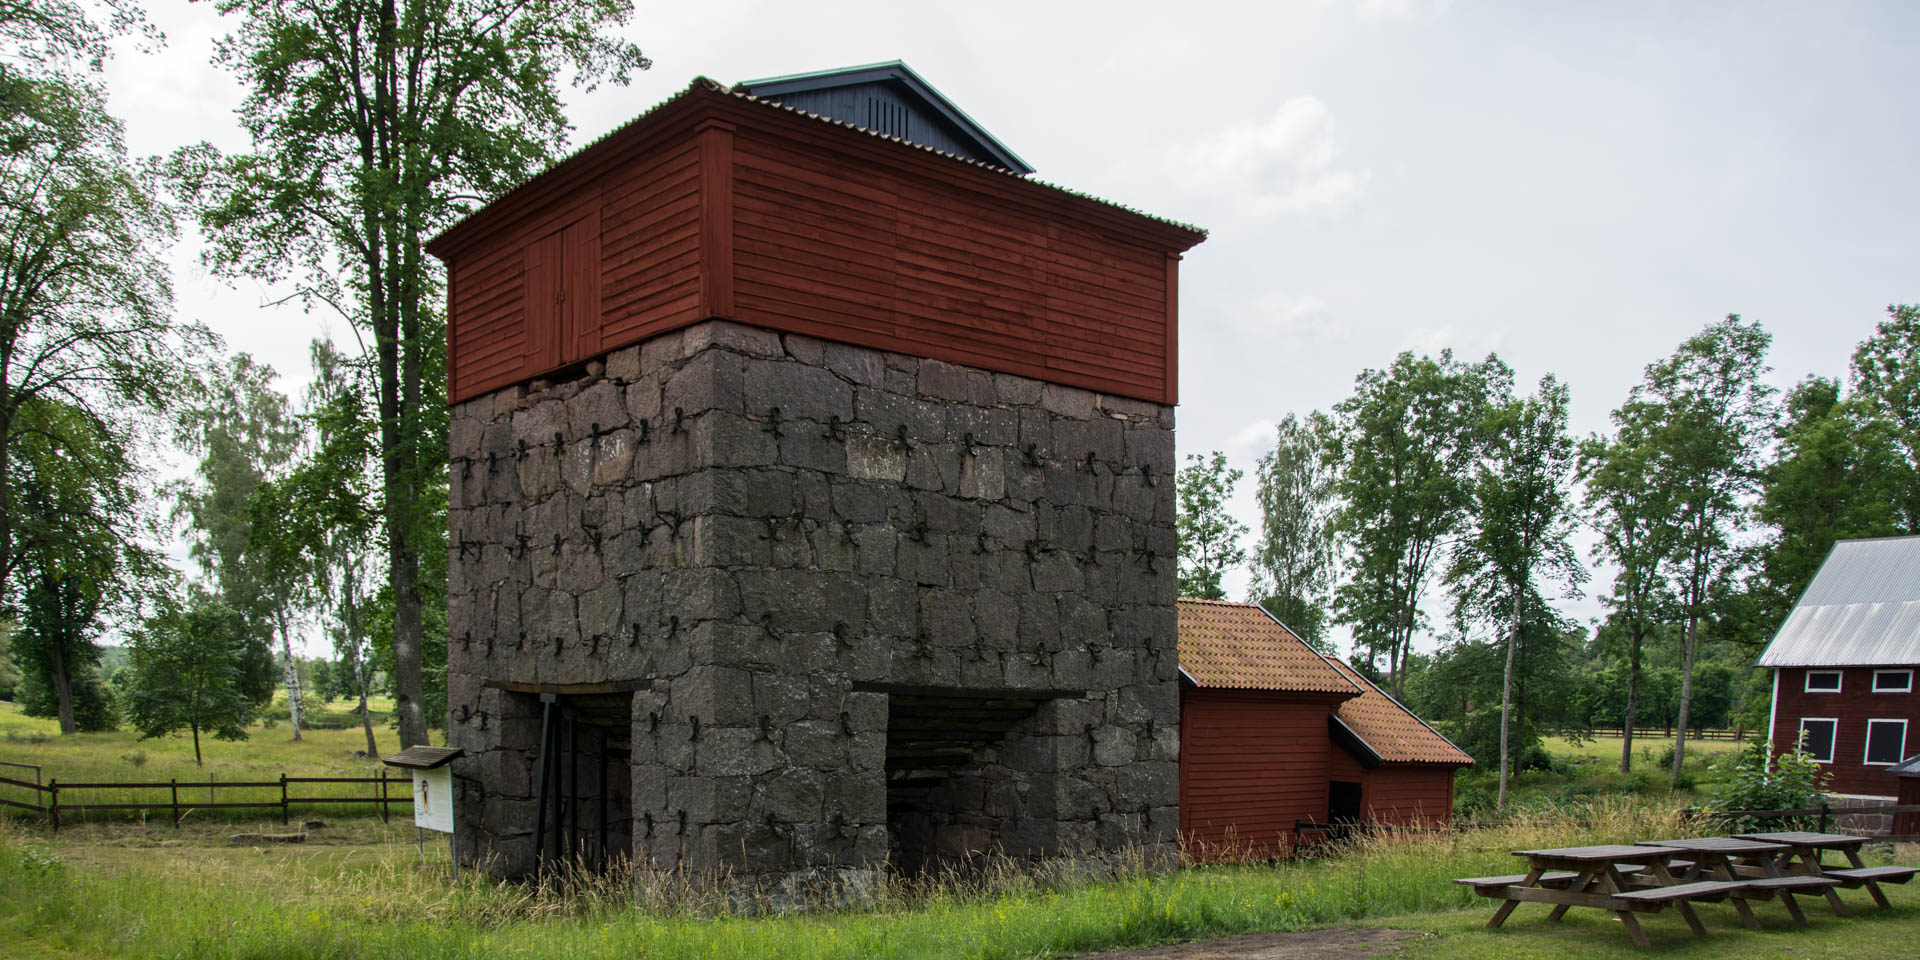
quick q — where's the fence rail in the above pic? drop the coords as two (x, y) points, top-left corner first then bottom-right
(0, 769), (412, 830)
(1584, 727), (1748, 741)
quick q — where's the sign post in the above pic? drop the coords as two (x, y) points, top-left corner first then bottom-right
(382, 746), (465, 878)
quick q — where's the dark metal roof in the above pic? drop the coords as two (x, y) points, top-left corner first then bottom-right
(382, 746), (464, 770)
(733, 61), (1033, 175)
(1757, 536), (1920, 668)
(1886, 754), (1920, 777)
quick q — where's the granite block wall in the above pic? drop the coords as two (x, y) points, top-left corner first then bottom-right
(445, 320), (1178, 889)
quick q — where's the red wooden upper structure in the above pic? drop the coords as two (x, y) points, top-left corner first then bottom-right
(426, 72), (1206, 406)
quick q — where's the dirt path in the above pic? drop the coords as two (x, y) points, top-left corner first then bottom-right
(1076, 927), (1428, 959)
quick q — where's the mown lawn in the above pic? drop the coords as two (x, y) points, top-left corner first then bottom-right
(3, 795), (1915, 959)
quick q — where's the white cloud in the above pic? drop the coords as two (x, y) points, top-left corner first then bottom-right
(1318, 0), (1455, 24)
(1176, 96), (1369, 219)
(1395, 324), (1508, 358)
(1226, 418), (1279, 461)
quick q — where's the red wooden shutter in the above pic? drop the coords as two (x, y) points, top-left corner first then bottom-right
(562, 209), (601, 365)
(524, 230), (565, 374)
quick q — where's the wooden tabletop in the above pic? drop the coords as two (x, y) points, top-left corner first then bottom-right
(1638, 837), (1791, 855)
(1512, 844), (1682, 862)
(1734, 831), (1868, 847)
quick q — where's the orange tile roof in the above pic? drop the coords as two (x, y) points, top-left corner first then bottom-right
(1175, 599), (1358, 695)
(1326, 658), (1474, 766)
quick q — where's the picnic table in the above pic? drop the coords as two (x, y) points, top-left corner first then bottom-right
(1636, 837), (1840, 927)
(1735, 831), (1920, 911)
(1456, 844), (1738, 948)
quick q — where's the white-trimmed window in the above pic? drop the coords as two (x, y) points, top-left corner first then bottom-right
(1873, 670), (1913, 693)
(1865, 719), (1908, 766)
(1799, 718), (1837, 763)
(1804, 670), (1843, 693)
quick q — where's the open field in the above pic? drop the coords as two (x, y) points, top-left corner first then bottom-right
(0, 698), (432, 822)
(1541, 734), (1745, 764)
(2, 797), (1915, 959)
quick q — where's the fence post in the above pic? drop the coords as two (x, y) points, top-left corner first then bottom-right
(47, 779), (58, 833)
(1819, 802), (1831, 834)
(281, 774), (289, 825)
(380, 769), (389, 824)
(171, 778), (180, 829)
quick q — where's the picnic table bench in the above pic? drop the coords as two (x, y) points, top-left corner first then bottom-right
(1459, 844), (1706, 948)
(1636, 836), (1840, 927)
(1735, 830), (1920, 911)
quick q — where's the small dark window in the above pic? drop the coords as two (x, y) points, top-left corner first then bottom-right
(1805, 671), (1842, 693)
(1873, 670), (1913, 693)
(1799, 718), (1837, 763)
(1865, 720), (1908, 765)
(1329, 781), (1363, 823)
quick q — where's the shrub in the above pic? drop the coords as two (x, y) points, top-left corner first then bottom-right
(1711, 739), (1831, 833)
(120, 750), (148, 768)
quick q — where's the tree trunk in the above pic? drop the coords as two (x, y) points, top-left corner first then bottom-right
(279, 613), (304, 741)
(191, 719), (203, 767)
(46, 632), (75, 735)
(343, 570), (379, 757)
(1670, 614), (1698, 788)
(1498, 589), (1520, 810)
(1620, 628), (1641, 774)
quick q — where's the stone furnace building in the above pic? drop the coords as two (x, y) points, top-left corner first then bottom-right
(430, 62), (1205, 890)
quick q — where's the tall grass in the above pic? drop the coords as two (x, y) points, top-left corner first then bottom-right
(0, 797), (1710, 960)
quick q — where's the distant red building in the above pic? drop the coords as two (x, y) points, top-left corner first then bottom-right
(1759, 536), (1920, 799)
(1176, 599), (1471, 859)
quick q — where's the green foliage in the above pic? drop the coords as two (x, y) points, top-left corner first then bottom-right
(120, 593), (259, 765)
(174, 0), (649, 747)
(0, 625), (16, 699)
(1329, 350), (1502, 696)
(171, 353), (306, 732)
(1175, 450), (1246, 600)
(1248, 412), (1337, 650)
(1851, 303), (1920, 527)
(1712, 739), (1833, 833)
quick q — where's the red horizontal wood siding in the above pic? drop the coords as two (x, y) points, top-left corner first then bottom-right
(1770, 666), (1920, 798)
(1362, 766), (1455, 827)
(436, 84), (1199, 406)
(728, 122), (1173, 402)
(1180, 688), (1343, 860)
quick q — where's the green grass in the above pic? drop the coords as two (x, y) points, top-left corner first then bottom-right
(0, 697), (434, 822)
(7, 796), (1914, 959)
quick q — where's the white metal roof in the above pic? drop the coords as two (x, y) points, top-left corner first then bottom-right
(1756, 536), (1920, 668)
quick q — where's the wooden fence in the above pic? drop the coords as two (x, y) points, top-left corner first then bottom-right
(1585, 727), (1748, 741)
(0, 770), (412, 830)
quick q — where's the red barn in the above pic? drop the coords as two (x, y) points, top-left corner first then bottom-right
(1759, 536), (1920, 799)
(1176, 599), (1471, 859)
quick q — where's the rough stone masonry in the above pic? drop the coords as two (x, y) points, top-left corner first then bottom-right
(445, 319), (1178, 891)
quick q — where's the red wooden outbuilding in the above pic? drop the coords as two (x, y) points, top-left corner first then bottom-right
(1758, 536), (1920, 799)
(1176, 599), (1472, 859)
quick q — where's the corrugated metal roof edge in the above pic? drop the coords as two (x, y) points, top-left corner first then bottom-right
(428, 75), (1207, 251)
(1755, 535), (1920, 668)
(1332, 657), (1476, 766)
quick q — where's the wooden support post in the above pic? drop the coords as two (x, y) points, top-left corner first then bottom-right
(380, 769), (390, 824)
(47, 779), (58, 832)
(281, 774), (289, 825)
(171, 778), (180, 829)
(1818, 802), (1830, 834)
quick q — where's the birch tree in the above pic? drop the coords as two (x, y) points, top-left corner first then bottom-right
(1175, 450), (1247, 600)
(1644, 316), (1773, 786)
(1447, 373), (1584, 808)
(1579, 399), (1675, 774)
(1248, 412), (1338, 650)
(171, 0), (649, 746)
(1329, 351), (1498, 698)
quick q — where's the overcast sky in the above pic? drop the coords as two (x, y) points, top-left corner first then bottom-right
(99, 1), (1920, 657)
